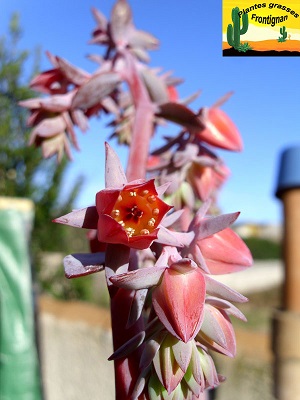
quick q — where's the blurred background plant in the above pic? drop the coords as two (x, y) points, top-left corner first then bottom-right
(0, 13), (92, 301)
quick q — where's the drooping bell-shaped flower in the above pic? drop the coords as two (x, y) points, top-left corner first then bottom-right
(185, 201), (253, 274)
(186, 155), (230, 202)
(110, 248), (205, 342)
(198, 107), (243, 151)
(196, 297), (246, 357)
(197, 226), (253, 275)
(152, 258), (206, 343)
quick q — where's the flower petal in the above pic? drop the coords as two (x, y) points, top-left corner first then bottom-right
(205, 274), (248, 303)
(205, 296), (247, 321)
(195, 212), (240, 241)
(171, 338), (193, 374)
(153, 334), (185, 393)
(127, 288), (149, 327)
(72, 71), (120, 110)
(110, 266), (166, 290)
(63, 253), (105, 278)
(108, 331), (145, 361)
(196, 307), (236, 358)
(53, 206), (98, 229)
(105, 142), (127, 188)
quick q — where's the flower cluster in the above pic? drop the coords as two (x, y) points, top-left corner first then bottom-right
(55, 144), (252, 399)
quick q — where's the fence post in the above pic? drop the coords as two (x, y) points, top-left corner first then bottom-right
(273, 146), (300, 400)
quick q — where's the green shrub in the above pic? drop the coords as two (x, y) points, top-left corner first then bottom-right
(243, 237), (281, 260)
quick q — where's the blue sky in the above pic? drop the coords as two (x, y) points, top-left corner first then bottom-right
(1, 0), (300, 224)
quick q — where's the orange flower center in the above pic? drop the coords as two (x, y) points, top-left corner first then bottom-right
(110, 188), (160, 237)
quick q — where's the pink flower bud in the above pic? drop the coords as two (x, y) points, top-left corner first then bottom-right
(199, 108), (243, 151)
(152, 259), (206, 342)
(198, 227), (253, 275)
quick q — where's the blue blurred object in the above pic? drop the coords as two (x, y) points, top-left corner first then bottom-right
(275, 145), (300, 198)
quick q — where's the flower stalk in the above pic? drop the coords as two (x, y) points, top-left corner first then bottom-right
(20, 1), (253, 398)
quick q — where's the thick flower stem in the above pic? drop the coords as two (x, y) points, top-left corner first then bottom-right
(121, 50), (155, 181)
(107, 52), (154, 398)
(105, 244), (145, 399)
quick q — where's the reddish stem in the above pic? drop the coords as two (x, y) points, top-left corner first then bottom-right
(120, 50), (155, 181)
(106, 244), (145, 399)
(108, 51), (155, 399)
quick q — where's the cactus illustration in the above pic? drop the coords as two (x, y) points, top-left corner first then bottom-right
(227, 7), (249, 49)
(278, 26), (287, 42)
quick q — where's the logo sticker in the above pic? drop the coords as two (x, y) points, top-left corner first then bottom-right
(223, 1), (300, 56)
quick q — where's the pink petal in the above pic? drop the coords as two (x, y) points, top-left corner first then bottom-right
(195, 212), (240, 241)
(161, 209), (184, 228)
(96, 189), (120, 214)
(72, 72), (120, 110)
(38, 92), (74, 112)
(105, 142), (127, 188)
(71, 109), (89, 132)
(196, 347), (220, 388)
(63, 111), (80, 150)
(153, 334), (185, 393)
(139, 331), (167, 370)
(188, 164), (211, 201)
(197, 305), (236, 357)
(53, 206), (98, 229)
(108, 331), (145, 361)
(171, 339), (193, 373)
(110, 0), (132, 44)
(29, 116), (66, 140)
(156, 225), (187, 247)
(19, 98), (43, 109)
(63, 253), (105, 278)
(128, 29), (159, 51)
(205, 274), (248, 303)
(97, 213), (129, 243)
(127, 230), (159, 249)
(110, 266), (166, 290)
(40, 133), (69, 161)
(56, 56), (90, 86)
(156, 102), (203, 131)
(205, 296), (247, 321)
(127, 288), (148, 327)
(91, 7), (108, 30)
(140, 68), (169, 105)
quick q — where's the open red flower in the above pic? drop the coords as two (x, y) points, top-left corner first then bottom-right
(96, 179), (172, 249)
(54, 143), (173, 252)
